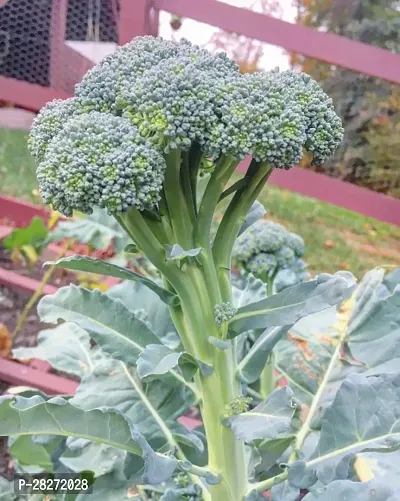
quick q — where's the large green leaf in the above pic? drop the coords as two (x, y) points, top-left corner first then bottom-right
(70, 359), (199, 452)
(302, 479), (396, 501)
(137, 344), (211, 381)
(13, 323), (100, 378)
(347, 268), (400, 374)
(274, 307), (340, 404)
(51, 208), (126, 251)
(107, 280), (179, 347)
(307, 373), (400, 483)
(228, 272), (356, 337)
(45, 255), (179, 306)
(38, 285), (162, 366)
(238, 326), (291, 384)
(9, 435), (58, 473)
(228, 388), (296, 442)
(0, 395), (177, 485)
(232, 273), (268, 309)
(59, 442), (125, 477)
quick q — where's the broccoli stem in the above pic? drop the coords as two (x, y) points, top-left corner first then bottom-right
(259, 352), (275, 399)
(164, 149), (194, 247)
(165, 261), (248, 501)
(115, 208), (181, 287)
(194, 155), (239, 250)
(213, 161), (273, 301)
(188, 142), (204, 215)
(181, 150), (196, 224)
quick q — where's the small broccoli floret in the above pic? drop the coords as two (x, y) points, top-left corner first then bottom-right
(214, 302), (238, 326)
(233, 219), (307, 290)
(28, 98), (76, 163)
(286, 232), (305, 257)
(37, 112), (165, 216)
(247, 253), (278, 275)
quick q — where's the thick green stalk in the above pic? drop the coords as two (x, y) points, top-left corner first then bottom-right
(164, 149), (193, 247)
(259, 353), (275, 399)
(198, 348), (248, 501)
(213, 162), (273, 301)
(194, 156), (240, 249)
(170, 263), (248, 501)
(115, 208), (181, 287)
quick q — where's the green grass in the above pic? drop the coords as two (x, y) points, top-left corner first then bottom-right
(1, 127), (399, 279)
(0, 127), (41, 203)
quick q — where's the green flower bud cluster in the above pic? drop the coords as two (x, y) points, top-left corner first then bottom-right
(214, 302), (238, 326)
(29, 36), (343, 217)
(233, 219), (308, 284)
(225, 396), (253, 417)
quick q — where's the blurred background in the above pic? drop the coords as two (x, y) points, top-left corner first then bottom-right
(0, 0), (400, 277)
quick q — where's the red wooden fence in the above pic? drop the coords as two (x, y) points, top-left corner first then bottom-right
(1, 0), (400, 225)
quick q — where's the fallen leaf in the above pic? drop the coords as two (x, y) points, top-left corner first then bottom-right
(0, 323), (12, 357)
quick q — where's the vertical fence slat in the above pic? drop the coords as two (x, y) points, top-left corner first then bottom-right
(118, 0), (156, 45)
(50, 0), (68, 89)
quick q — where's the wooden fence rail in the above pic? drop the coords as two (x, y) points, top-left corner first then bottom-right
(1, 0), (400, 224)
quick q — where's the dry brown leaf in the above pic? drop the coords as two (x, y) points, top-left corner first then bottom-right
(0, 323), (12, 357)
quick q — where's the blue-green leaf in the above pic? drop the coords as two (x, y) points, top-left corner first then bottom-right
(38, 285), (161, 366)
(165, 244), (202, 261)
(303, 479), (396, 501)
(228, 272), (356, 337)
(0, 395), (177, 485)
(44, 255), (179, 306)
(137, 344), (212, 380)
(12, 323), (99, 378)
(238, 201), (266, 237)
(51, 208), (126, 250)
(238, 326), (291, 384)
(227, 387), (296, 441)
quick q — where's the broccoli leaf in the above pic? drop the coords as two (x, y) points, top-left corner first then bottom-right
(137, 344), (212, 380)
(44, 255), (180, 306)
(12, 323), (99, 378)
(302, 479), (396, 501)
(70, 360), (197, 450)
(107, 280), (179, 348)
(38, 285), (161, 367)
(228, 271), (356, 337)
(165, 244), (203, 261)
(237, 201), (266, 237)
(237, 326), (291, 384)
(0, 395), (177, 485)
(227, 387), (296, 442)
(51, 208), (126, 251)
(306, 373), (400, 483)
(346, 267), (400, 374)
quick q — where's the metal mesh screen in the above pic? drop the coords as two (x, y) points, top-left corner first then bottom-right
(0, 0), (118, 90)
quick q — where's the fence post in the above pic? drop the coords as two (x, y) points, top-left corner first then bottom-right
(50, 0), (68, 90)
(119, 0), (158, 45)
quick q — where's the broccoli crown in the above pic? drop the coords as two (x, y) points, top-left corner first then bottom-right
(233, 219), (306, 279)
(29, 36), (343, 216)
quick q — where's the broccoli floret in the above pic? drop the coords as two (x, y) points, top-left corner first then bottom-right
(214, 302), (238, 326)
(28, 97), (76, 163)
(233, 219), (308, 290)
(247, 253), (278, 275)
(36, 111), (166, 216)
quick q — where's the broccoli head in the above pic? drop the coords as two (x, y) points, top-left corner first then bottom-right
(29, 36), (343, 220)
(232, 219), (309, 291)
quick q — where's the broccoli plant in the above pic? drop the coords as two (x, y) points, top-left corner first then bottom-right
(232, 219), (309, 295)
(2, 37), (398, 501)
